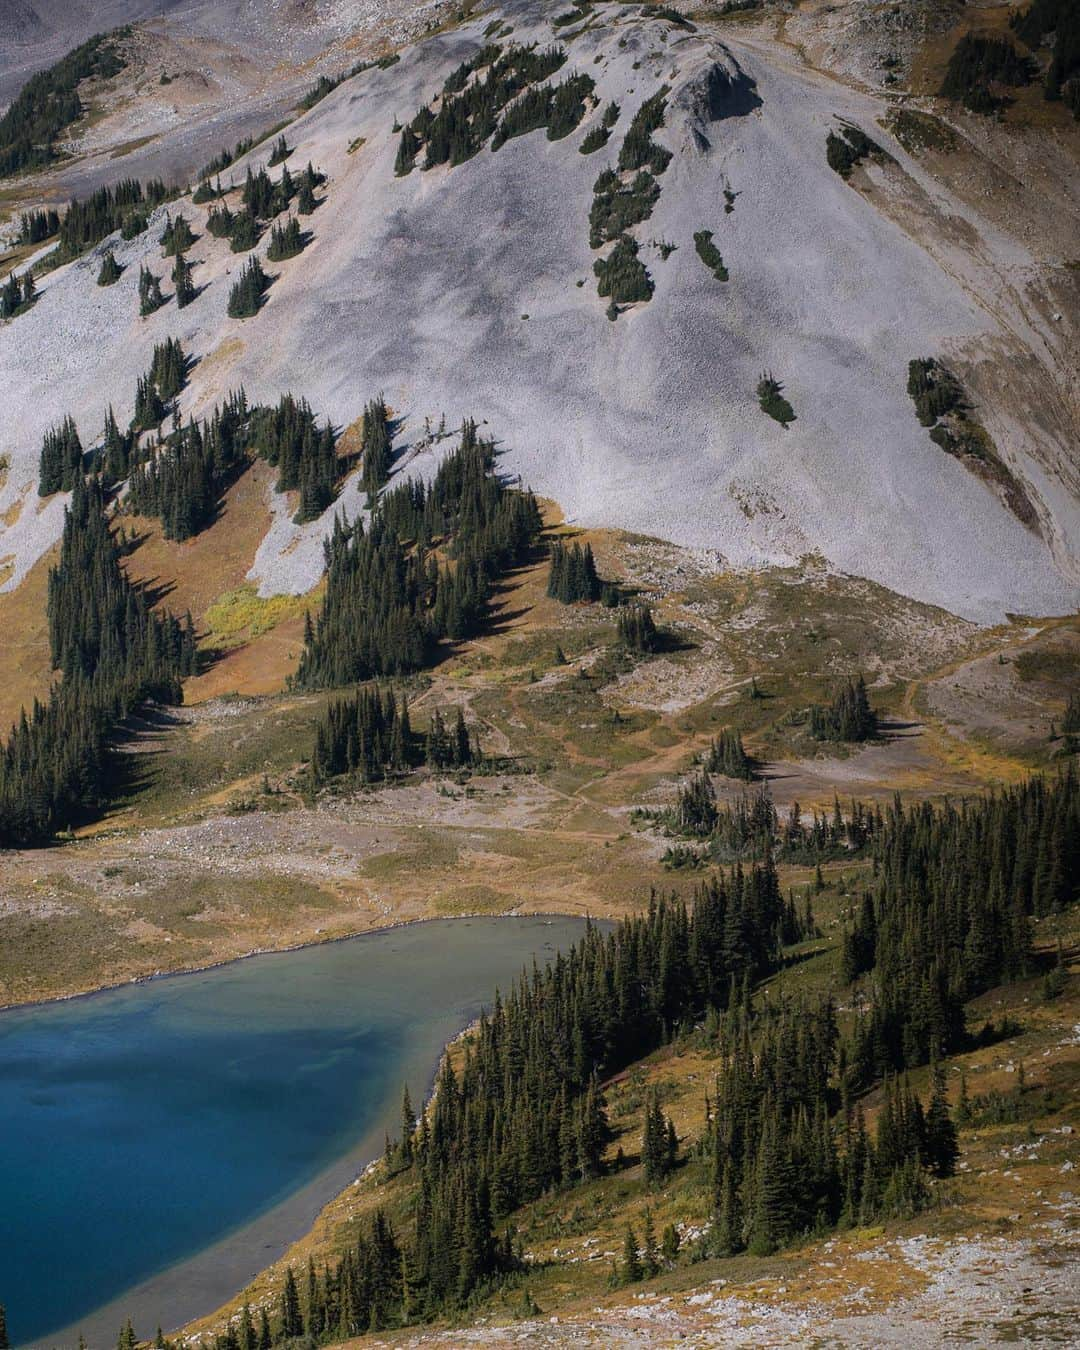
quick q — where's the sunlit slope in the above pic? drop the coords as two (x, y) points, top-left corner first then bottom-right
(0, 0), (1076, 623)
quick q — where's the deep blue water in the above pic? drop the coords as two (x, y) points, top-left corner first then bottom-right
(0, 916), (591, 1348)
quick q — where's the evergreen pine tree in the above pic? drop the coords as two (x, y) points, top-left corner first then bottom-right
(97, 249), (121, 285)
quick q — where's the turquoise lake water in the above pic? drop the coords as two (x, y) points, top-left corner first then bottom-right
(0, 915), (592, 1348)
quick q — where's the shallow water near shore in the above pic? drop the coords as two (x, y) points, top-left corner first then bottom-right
(0, 914), (595, 1348)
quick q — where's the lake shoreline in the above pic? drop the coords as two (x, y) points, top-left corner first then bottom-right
(0, 900), (597, 1015)
(5, 914), (600, 1349)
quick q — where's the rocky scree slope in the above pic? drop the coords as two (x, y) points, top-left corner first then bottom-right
(0, 0), (1076, 623)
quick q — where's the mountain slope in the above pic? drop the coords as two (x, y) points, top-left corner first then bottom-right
(0, 0), (1077, 625)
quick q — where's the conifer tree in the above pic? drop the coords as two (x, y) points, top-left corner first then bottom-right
(172, 251), (196, 308)
(620, 1224), (642, 1284)
(280, 1266), (302, 1338)
(925, 1062), (959, 1178)
(97, 249), (121, 285)
(227, 255), (269, 318)
(138, 264), (165, 316)
(266, 216), (304, 261)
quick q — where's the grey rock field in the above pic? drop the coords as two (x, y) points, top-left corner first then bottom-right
(1, 0), (1077, 622)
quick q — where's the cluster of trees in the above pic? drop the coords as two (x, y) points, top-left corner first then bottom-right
(394, 42), (567, 174)
(196, 135), (254, 183)
(0, 475), (195, 845)
(132, 338), (186, 430)
(616, 602), (659, 652)
(360, 396), (393, 502)
(310, 685), (413, 784)
(586, 87), (671, 314)
(424, 706), (478, 772)
(490, 72), (595, 149)
(295, 421), (542, 688)
(309, 687), (479, 786)
(907, 357), (963, 426)
(227, 255), (270, 319)
(843, 770), (1078, 1081)
(250, 393), (339, 521)
(0, 268), (36, 320)
(57, 177), (172, 260)
(589, 168), (661, 247)
(693, 229), (729, 282)
(128, 391), (250, 540)
(0, 30), (127, 176)
(159, 213), (195, 257)
(756, 372), (796, 427)
(579, 100), (619, 154)
(826, 123), (887, 178)
(17, 209), (60, 244)
(547, 540), (601, 603)
(703, 997), (956, 1261)
(594, 234), (654, 313)
(267, 134), (292, 167)
(657, 778), (878, 864)
(211, 163), (320, 253)
(267, 217), (306, 261)
(97, 250), (122, 286)
(703, 728), (753, 781)
(940, 33), (1035, 113)
(808, 675), (877, 743)
(618, 87), (672, 175)
(128, 388), (341, 538)
(37, 416), (84, 495)
(1012, 0), (1080, 116)
(138, 263), (166, 316)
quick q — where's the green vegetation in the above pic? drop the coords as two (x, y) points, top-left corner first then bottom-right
(310, 689), (479, 786)
(172, 252), (196, 308)
(133, 765), (1080, 1343)
(618, 87), (672, 175)
(138, 264), (165, 317)
(826, 123), (889, 179)
(809, 674), (878, 743)
(939, 33), (1035, 114)
(266, 217), (306, 261)
(159, 213), (195, 257)
(227, 255), (270, 318)
(0, 30), (127, 176)
(17, 209), (60, 245)
(0, 475), (196, 845)
(295, 420), (542, 687)
(617, 602), (659, 653)
(589, 167), (661, 246)
(267, 134), (291, 167)
(129, 389), (339, 537)
(491, 73), (595, 149)
(37, 417), (83, 496)
(703, 727), (753, 780)
(0, 269), (36, 321)
(594, 234), (654, 308)
(907, 357), (962, 426)
(360, 395), (393, 503)
(547, 540), (601, 603)
(579, 124), (610, 153)
(1012, 0), (1080, 117)
(57, 177), (172, 261)
(756, 372), (795, 427)
(906, 357), (1035, 527)
(693, 229), (729, 282)
(96, 250), (121, 286)
(886, 109), (958, 155)
(395, 43), (567, 173)
(197, 136), (254, 183)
